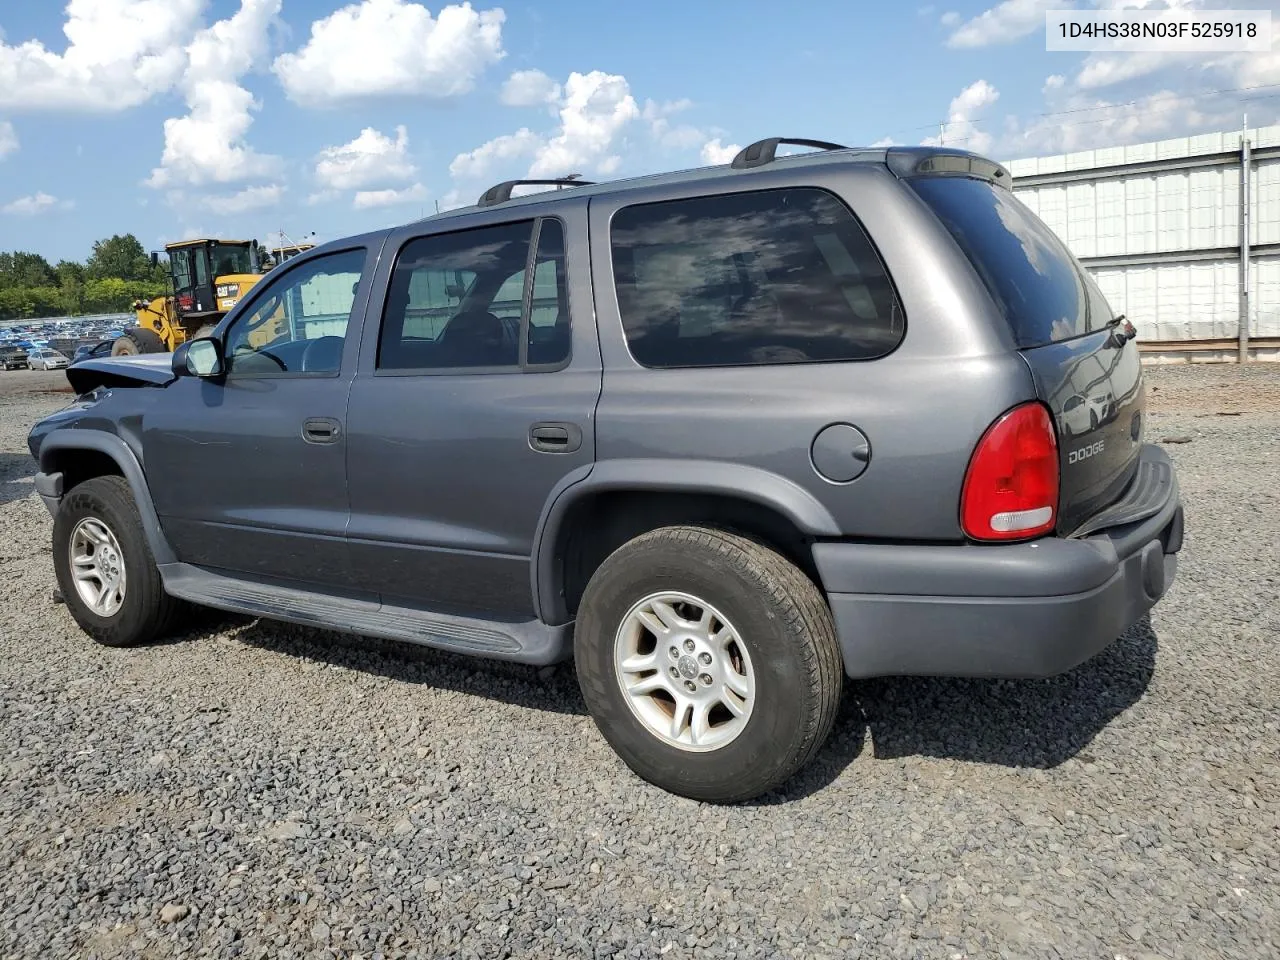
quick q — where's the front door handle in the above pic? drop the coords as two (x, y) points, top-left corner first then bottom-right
(302, 417), (342, 444)
(529, 422), (582, 454)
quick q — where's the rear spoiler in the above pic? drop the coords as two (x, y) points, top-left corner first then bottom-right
(884, 147), (1012, 189)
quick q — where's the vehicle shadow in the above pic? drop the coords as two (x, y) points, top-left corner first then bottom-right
(179, 612), (590, 716)
(753, 616), (1157, 803)
(0, 452), (36, 506)
(164, 609), (1157, 789)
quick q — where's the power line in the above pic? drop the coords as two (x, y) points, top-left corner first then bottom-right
(876, 80), (1280, 146)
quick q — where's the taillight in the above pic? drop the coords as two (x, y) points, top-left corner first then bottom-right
(961, 402), (1059, 542)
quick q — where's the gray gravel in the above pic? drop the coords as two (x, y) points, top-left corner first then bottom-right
(0, 364), (1277, 960)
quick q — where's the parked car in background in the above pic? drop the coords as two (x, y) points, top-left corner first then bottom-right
(1, 347), (29, 371)
(71, 340), (114, 365)
(28, 348), (70, 370)
(28, 139), (1183, 803)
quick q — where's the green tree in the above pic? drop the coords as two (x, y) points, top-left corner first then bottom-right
(0, 251), (56, 288)
(85, 234), (152, 282)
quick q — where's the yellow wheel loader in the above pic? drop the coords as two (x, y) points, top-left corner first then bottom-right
(113, 239), (268, 356)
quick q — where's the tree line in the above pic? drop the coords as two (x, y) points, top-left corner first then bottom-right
(0, 234), (169, 322)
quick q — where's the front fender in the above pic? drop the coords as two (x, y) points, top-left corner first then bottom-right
(529, 458), (842, 623)
(37, 430), (177, 564)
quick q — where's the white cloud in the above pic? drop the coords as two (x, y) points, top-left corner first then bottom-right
(1043, 74), (1066, 93)
(449, 127), (540, 179)
(274, 0), (505, 106)
(869, 136), (898, 148)
(500, 68), (560, 107)
(643, 98), (701, 149)
(307, 190), (339, 206)
(529, 71), (640, 177)
(450, 70), (642, 185)
(700, 138), (741, 165)
(3, 192), (72, 215)
(1004, 89), (1225, 156)
(353, 183), (429, 209)
(200, 184), (284, 214)
(315, 125), (417, 191)
(148, 0), (282, 190)
(0, 0), (199, 112)
(923, 79), (1000, 153)
(945, 0), (1058, 48)
(0, 121), (16, 159)
(940, 10), (961, 26)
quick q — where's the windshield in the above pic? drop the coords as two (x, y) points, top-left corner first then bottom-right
(210, 243), (254, 277)
(909, 175), (1101, 347)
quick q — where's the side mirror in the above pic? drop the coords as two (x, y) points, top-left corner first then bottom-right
(150, 252), (159, 268)
(172, 338), (224, 378)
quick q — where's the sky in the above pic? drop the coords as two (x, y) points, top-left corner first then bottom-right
(1, 0), (1279, 263)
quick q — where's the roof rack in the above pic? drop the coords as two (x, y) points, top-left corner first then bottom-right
(730, 138), (849, 170)
(477, 176), (595, 207)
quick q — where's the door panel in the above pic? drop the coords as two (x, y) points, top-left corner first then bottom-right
(143, 245), (376, 587)
(145, 376), (353, 585)
(346, 200), (600, 617)
(345, 370), (599, 614)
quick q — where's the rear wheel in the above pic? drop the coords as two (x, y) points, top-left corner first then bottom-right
(53, 476), (183, 647)
(193, 324), (218, 340)
(575, 525), (843, 803)
(112, 327), (166, 356)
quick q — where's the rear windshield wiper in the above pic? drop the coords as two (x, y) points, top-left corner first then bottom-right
(1106, 313), (1136, 345)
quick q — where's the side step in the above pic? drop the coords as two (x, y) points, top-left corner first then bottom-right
(158, 563), (571, 666)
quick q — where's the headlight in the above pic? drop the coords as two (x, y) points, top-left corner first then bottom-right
(216, 283), (241, 298)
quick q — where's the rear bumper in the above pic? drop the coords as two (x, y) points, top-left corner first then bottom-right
(815, 445), (1183, 680)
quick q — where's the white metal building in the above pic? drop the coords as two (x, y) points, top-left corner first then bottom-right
(1005, 125), (1280, 361)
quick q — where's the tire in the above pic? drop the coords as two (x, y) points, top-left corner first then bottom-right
(193, 324), (219, 340)
(112, 327), (166, 356)
(574, 525), (843, 803)
(52, 476), (183, 647)
(1089, 410), (1099, 430)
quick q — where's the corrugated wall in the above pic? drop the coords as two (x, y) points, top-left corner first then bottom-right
(1006, 126), (1280, 342)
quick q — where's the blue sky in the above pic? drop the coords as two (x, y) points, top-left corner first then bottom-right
(1, 0), (1278, 263)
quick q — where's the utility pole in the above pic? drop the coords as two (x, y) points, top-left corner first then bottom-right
(1240, 113), (1251, 364)
(939, 122), (945, 145)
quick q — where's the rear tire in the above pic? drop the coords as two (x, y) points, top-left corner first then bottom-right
(574, 525), (843, 803)
(193, 324), (218, 340)
(52, 476), (183, 647)
(112, 327), (166, 356)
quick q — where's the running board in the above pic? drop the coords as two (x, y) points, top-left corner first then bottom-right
(158, 563), (571, 665)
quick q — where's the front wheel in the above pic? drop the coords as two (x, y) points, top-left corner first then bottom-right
(575, 526), (843, 803)
(53, 476), (183, 647)
(112, 327), (167, 356)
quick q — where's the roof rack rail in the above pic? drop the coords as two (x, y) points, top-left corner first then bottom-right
(477, 176), (595, 207)
(730, 138), (849, 170)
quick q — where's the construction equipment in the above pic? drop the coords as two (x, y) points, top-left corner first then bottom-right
(113, 239), (265, 356)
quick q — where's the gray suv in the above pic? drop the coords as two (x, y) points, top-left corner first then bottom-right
(29, 139), (1183, 802)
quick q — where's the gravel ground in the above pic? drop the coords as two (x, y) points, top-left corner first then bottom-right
(0, 364), (1277, 960)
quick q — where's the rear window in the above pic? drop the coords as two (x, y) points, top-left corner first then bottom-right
(610, 187), (904, 369)
(909, 176), (1105, 347)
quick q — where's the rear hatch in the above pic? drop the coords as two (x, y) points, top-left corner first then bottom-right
(908, 173), (1145, 536)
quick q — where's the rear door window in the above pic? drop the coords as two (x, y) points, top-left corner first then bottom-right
(610, 187), (904, 368)
(908, 175), (1105, 347)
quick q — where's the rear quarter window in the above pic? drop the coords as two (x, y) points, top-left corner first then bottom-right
(610, 187), (904, 369)
(909, 175), (1115, 347)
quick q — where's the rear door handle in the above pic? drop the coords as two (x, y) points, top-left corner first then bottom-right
(529, 422), (582, 453)
(302, 417), (342, 444)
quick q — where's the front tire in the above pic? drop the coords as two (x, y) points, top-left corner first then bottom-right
(112, 327), (167, 356)
(52, 476), (182, 647)
(575, 526), (843, 803)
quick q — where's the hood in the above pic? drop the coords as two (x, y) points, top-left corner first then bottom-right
(66, 353), (177, 394)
